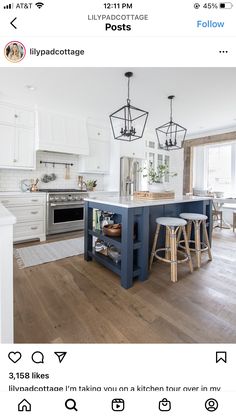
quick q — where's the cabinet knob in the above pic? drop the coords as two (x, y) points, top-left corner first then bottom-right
(13, 159), (17, 162)
(97, 132), (101, 136)
(14, 114), (19, 118)
(97, 166), (100, 169)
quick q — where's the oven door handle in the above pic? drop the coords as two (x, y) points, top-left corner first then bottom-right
(50, 202), (84, 207)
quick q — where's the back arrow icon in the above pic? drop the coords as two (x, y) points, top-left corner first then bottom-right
(10, 17), (17, 29)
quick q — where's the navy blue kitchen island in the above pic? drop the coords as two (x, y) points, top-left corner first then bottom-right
(84, 195), (212, 289)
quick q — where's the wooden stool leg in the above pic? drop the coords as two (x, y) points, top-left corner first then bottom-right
(176, 226), (182, 246)
(170, 226), (177, 283)
(149, 224), (160, 270)
(187, 221), (192, 241)
(194, 220), (201, 269)
(182, 226), (193, 273)
(203, 221), (213, 261)
(165, 227), (170, 260)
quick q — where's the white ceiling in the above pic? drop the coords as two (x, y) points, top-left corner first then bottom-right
(1, 67), (236, 137)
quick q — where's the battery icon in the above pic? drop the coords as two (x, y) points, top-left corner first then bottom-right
(220, 2), (233, 8)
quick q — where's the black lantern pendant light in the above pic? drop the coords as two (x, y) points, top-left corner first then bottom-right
(110, 72), (149, 142)
(156, 95), (187, 150)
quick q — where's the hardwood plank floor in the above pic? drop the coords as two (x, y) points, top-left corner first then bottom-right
(13, 230), (236, 343)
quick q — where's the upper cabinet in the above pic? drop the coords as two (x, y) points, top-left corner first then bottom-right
(79, 121), (111, 173)
(0, 103), (35, 128)
(119, 137), (145, 159)
(37, 110), (89, 155)
(0, 103), (35, 170)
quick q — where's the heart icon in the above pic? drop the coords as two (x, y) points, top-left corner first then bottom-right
(8, 351), (22, 363)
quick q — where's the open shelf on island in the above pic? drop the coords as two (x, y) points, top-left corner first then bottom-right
(88, 249), (141, 278)
(88, 229), (142, 250)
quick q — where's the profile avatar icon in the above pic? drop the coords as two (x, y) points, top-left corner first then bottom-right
(4, 41), (26, 63)
(205, 398), (218, 412)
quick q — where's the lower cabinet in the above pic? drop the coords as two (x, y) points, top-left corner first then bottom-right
(0, 194), (46, 242)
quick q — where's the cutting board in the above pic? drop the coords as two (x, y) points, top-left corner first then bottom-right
(133, 191), (175, 200)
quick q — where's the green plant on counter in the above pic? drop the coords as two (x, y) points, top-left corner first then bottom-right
(86, 179), (97, 190)
(141, 164), (177, 184)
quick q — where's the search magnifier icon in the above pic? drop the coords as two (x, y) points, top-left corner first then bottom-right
(65, 399), (78, 412)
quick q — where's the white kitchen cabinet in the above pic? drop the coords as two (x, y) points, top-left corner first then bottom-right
(0, 123), (35, 169)
(0, 193), (46, 242)
(0, 102), (35, 169)
(78, 121), (111, 173)
(87, 124), (110, 142)
(0, 125), (15, 167)
(37, 110), (89, 155)
(120, 137), (145, 159)
(79, 139), (110, 173)
(0, 103), (34, 128)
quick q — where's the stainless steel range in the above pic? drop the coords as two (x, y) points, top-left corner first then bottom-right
(40, 189), (88, 235)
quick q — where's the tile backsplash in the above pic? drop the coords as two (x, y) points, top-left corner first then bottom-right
(0, 151), (106, 192)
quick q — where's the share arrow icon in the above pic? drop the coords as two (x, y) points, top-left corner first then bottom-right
(54, 352), (67, 363)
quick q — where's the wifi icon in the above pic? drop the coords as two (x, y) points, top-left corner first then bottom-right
(35, 2), (44, 8)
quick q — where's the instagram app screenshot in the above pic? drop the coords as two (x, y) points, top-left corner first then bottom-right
(0, 1), (235, 418)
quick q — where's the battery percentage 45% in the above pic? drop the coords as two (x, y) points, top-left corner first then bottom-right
(194, 3), (219, 8)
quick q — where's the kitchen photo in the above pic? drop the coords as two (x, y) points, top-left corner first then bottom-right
(0, 67), (235, 344)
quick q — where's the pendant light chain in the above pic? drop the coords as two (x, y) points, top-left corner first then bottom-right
(127, 75), (131, 105)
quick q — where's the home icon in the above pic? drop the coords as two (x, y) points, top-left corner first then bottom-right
(18, 399), (31, 412)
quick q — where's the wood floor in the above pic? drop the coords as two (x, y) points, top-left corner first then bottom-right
(14, 229), (236, 343)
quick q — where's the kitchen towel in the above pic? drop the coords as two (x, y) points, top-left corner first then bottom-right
(14, 237), (84, 269)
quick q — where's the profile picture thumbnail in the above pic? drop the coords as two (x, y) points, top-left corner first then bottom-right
(4, 41), (26, 63)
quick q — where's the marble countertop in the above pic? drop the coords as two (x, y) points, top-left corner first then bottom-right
(0, 190), (119, 196)
(84, 194), (212, 208)
(0, 191), (47, 196)
(0, 204), (16, 226)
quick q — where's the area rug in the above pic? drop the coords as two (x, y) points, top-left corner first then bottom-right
(14, 237), (84, 269)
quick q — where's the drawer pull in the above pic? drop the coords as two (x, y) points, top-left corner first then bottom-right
(31, 211), (38, 214)
(31, 199), (38, 202)
(2, 200), (9, 204)
(30, 226), (38, 230)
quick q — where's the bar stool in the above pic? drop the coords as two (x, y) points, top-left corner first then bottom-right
(179, 213), (212, 269)
(149, 217), (193, 283)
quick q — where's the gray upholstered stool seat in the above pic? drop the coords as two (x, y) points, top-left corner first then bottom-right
(156, 217), (187, 227)
(149, 216), (193, 283)
(180, 213), (207, 221)
(178, 212), (212, 268)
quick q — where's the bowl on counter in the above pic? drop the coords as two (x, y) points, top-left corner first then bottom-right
(103, 223), (121, 237)
(214, 191), (224, 198)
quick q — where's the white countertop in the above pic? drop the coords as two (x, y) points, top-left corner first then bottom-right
(84, 195), (212, 208)
(0, 204), (16, 226)
(0, 191), (47, 196)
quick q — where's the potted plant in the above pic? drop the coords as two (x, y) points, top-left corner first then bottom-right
(141, 164), (177, 192)
(85, 179), (97, 191)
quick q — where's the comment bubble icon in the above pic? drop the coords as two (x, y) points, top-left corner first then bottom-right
(31, 351), (44, 364)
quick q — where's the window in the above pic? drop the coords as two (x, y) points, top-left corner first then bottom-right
(193, 141), (236, 197)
